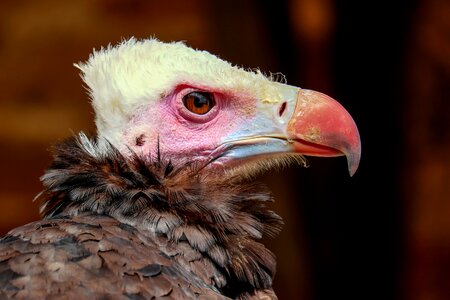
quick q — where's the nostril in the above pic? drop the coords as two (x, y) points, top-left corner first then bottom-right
(278, 101), (287, 117)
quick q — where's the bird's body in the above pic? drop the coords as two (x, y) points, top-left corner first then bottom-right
(0, 136), (279, 299)
(0, 38), (360, 299)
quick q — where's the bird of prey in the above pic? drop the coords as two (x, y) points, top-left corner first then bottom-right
(0, 38), (360, 299)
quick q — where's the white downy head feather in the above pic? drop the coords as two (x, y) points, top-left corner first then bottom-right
(75, 38), (284, 148)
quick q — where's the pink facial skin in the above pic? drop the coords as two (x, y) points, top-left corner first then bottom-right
(123, 85), (257, 165)
(121, 85), (361, 176)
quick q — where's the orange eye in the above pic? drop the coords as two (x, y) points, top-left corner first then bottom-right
(182, 92), (215, 115)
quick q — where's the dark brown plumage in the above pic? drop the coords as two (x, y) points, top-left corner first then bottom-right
(0, 135), (281, 299)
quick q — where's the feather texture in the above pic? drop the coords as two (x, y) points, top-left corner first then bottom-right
(74, 38), (282, 151)
(1, 133), (282, 299)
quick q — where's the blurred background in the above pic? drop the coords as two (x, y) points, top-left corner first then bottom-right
(0, 0), (448, 299)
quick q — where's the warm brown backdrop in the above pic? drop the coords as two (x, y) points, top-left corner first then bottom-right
(0, 1), (448, 299)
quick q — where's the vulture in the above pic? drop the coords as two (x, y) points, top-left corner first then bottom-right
(0, 38), (360, 299)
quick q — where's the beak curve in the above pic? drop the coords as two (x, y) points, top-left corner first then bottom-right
(286, 89), (361, 176)
(216, 83), (361, 176)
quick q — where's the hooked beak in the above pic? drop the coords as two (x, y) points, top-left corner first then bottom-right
(287, 88), (361, 176)
(219, 83), (361, 176)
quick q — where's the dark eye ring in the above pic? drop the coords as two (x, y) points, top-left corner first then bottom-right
(182, 91), (215, 115)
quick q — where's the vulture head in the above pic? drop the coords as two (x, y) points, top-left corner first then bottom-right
(1, 38), (362, 300)
(75, 38), (360, 178)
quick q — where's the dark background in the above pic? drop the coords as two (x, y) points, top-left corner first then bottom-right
(0, 1), (449, 299)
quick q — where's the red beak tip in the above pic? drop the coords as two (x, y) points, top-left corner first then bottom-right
(290, 89), (361, 176)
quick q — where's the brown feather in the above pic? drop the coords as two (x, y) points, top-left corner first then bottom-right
(0, 134), (282, 299)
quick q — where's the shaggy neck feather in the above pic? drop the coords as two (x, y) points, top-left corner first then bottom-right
(37, 133), (282, 297)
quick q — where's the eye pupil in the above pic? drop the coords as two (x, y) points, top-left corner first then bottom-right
(194, 96), (207, 108)
(183, 92), (215, 115)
